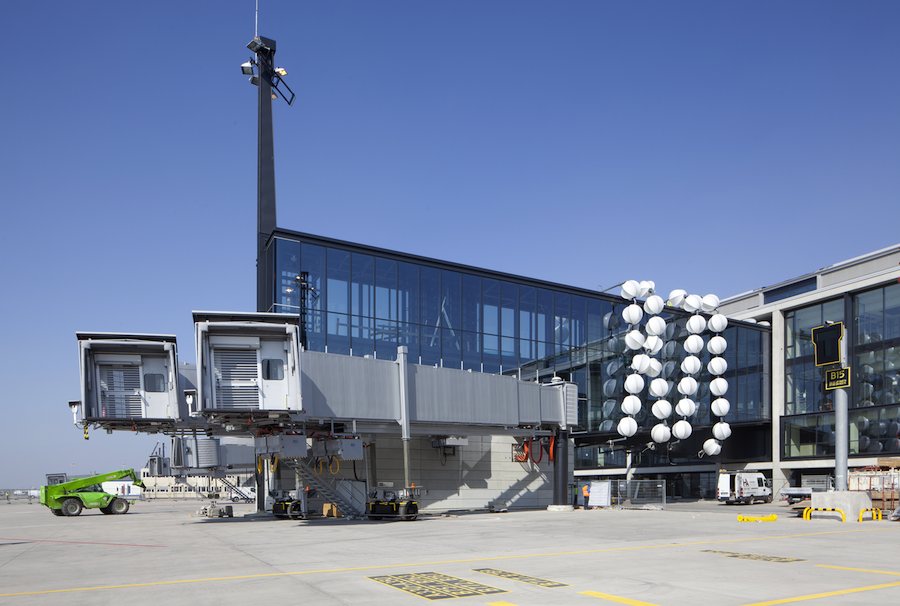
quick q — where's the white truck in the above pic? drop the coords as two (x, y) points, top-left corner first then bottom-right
(717, 471), (772, 504)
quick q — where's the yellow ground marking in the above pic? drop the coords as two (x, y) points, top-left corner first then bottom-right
(580, 590), (659, 605)
(742, 580), (900, 605)
(816, 564), (900, 577)
(0, 527), (878, 598)
(487, 602), (518, 606)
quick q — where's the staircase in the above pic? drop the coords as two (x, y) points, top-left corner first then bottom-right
(219, 477), (253, 501)
(295, 458), (365, 518)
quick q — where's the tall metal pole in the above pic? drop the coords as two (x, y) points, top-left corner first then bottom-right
(553, 429), (569, 505)
(253, 37), (278, 313)
(834, 332), (849, 491)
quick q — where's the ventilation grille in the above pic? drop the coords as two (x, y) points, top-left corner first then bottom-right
(99, 365), (142, 417)
(214, 349), (259, 409)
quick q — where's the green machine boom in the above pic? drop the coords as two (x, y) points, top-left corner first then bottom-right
(39, 469), (144, 517)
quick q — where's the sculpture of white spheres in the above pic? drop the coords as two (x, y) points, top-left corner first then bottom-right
(710, 377), (729, 397)
(643, 335), (664, 355)
(649, 378), (670, 398)
(703, 439), (722, 456)
(621, 395), (642, 416)
(624, 374), (645, 395)
(639, 280), (655, 297)
(700, 294), (720, 313)
(645, 316), (667, 337)
(677, 376), (699, 396)
(625, 330), (646, 350)
(680, 355), (702, 375)
(651, 423), (672, 443)
(707, 357), (728, 376)
(708, 314), (728, 333)
(631, 354), (651, 374)
(686, 315), (707, 334)
(622, 304), (643, 326)
(707, 335), (728, 355)
(651, 399), (673, 419)
(683, 294), (702, 313)
(672, 420), (693, 440)
(617, 416), (638, 437)
(667, 289), (687, 307)
(643, 295), (665, 315)
(684, 334), (704, 354)
(711, 398), (731, 417)
(647, 358), (662, 378)
(620, 280), (641, 300)
(712, 422), (732, 440)
(675, 397), (697, 417)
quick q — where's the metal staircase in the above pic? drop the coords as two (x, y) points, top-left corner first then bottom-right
(295, 458), (364, 518)
(220, 477), (253, 501)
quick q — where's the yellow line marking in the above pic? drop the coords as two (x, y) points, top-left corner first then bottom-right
(487, 603), (518, 606)
(742, 580), (900, 605)
(816, 564), (900, 577)
(580, 590), (659, 605)
(0, 527), (877, 598)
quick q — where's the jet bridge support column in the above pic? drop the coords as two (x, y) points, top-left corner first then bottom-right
(553, 429), (569, 505)
(397, 346), (411, 489)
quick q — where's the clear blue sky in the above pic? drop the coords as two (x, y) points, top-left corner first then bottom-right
(2, 1), (898, 487)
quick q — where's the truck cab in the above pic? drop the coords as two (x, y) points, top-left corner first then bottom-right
(717, 471), (772, 505)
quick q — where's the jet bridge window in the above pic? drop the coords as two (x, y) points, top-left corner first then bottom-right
(262, 359), (285, 381)
(144, 373), (166, 392)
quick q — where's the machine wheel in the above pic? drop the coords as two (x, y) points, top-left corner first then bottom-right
(100, 505), (113, 514)
(51, 509), (64, 517)
(109, 498), (130, 514)
(61, 498), (83, 517)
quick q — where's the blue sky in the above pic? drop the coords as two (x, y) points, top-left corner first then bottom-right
(1, 1), (898, 487)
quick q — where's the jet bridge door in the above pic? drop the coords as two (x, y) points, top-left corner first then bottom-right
(259, 339), (290, 410)
(213, 348), (260, 409)
(141, 356), (171, 418)
(98, 364), (142, 418)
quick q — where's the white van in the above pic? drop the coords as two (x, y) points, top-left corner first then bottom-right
(717, 471), (772, 504)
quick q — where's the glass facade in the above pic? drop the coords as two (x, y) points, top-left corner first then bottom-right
(268, 231), (772, 471)
(782, 282), (900, 459)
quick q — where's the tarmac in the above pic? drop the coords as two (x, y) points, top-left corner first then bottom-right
(1, 498), (899, 605)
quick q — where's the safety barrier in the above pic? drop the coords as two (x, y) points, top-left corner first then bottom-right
(803, 507), (846, 522)
(858, 508), (883, 522)
(737, 514), (778, 523)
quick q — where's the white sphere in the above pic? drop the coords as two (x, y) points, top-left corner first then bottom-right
(708, 314), (728, 333)
(707, 357), (728, 376)
(672, 420), (693, 440)
(710, 377), (729, 396)
(620, 280), (641, 300)
(662, 360), (677, 378)
(651, 423), (672, 444)
(649, 378), (670, 398)
(702, 439), (722, 456)
(701, 294), (720, 313)
(639, 280), (655, 297)
(711, 398), (731, 417)
(621, 395), (642, 416)
(643, 295), (665, 316)
(646, 358), (662, 378)
(645, 316), (667, 337)
(707, 335), (728, 355)
(667, 289), (687, 307)
(675, 397), (697, 417)
(624, 374), (645, 395)
(644, 335), (663, 355)
(677, 376), (698, 396)
(631, 353), (652, 374)
(686, 315), (707, 334)
(684, 334), (704, 354)
(622, 304), (644, 326)
(683, 294), (702, 313)
(651, 399), (673, 419)
(680, 355), (702, 375)
(712, 421), (732, 441)
(617, 416), (638, 438)
(625, 330), (646, 350)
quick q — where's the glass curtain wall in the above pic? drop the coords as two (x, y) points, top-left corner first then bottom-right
(784, 299), (844, 415)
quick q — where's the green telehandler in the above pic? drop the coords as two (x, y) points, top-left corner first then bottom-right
(39, 469), (144, 517)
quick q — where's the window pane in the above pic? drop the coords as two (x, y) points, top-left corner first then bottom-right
(144, 373), (166, 393)
(461, 274), (481, 333)
(398, 262), (419, 326)
(262, 359), (284, 381)
(326, 249), (350, 314)
(375, 258), (398, 321)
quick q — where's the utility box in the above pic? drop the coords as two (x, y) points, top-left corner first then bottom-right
(194, 312), (302, 414)
(77, 333), (181, 421)
(311, 438), (363, 461)
(256, 435), (308, 458)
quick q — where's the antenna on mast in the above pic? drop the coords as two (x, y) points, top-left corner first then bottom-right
(254, 0), (259, 37)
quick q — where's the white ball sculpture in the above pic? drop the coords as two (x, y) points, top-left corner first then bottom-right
(683, 294), (702, 313)
(700, 294), (720, 313)
(672, 420), (693, 440)
(667, 289), (687, 308)
(625, 330), (646, 350)
(622, 304), (643, 326)
(686, 315), (707, 334)
(651, 399), (672, 419)
(631, 353), (651, 374)
(683, 334), (704, 354)
(645, 316), (666, 337)
(711, 398), (731, 417)
(677, 376), (698, 396)
(708, 314), (728, 333)
(703, 439), (722, 456)
(624, 374), (645, 395)
(643, 295), (665, 315)
(651, 423), (672, 444)
(649, 378), (670, 398)
(639, 280), (655, 297)
(707, 357), (728, 376)
(646, 358), (662, 378)
(621, 395), (642, 416)
(680, 355), (702, 375)
(617, 416), (638, 438)
(620, 280), (641, 300)
(712, 421), (732, 440)
(643, 335), (664, 355)
(675, 397), (697, 417)
(707, 335), (728, 355)
(710, 377), (729, 397)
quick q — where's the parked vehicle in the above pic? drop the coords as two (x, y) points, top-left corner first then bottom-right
(717, 471), (772, 504)
(779, 475), (834, 504)
(39, 469), (144, 516)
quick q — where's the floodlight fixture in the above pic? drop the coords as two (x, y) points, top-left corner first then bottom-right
(241, 61), (255, 76)
(275, 67), (287, 77)
(247, 37), (271, 54)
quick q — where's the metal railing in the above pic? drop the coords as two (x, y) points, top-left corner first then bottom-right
(612, 480), (666, 509)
